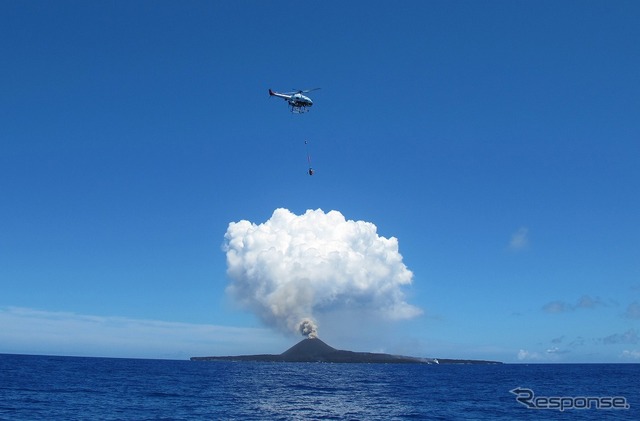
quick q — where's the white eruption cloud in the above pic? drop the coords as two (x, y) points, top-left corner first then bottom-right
(224, 208), (421, 338)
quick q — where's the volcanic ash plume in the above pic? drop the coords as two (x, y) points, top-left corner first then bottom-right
(299, 319), (318, 339)
(224, 208), (422, 337)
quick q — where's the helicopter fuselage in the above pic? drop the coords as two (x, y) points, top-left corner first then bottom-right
(269, 89), (314, 113)
(288, 93), (313, 107)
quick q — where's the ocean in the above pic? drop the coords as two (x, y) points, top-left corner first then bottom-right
(0, 354), (637, 420)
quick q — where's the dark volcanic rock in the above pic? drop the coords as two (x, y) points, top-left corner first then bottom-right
(278, 338), (430, 363)
(280, 338), (338, 361)
(190, 338), (502, 364)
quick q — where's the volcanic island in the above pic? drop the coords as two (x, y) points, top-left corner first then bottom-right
(191, 337), (502, 364)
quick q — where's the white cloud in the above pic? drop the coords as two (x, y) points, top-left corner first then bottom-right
(517, 349), (542, 361)
(518, 347), (568, 361)
(621, 349), (640, 360)
(508, 227), (529, 251)
(224, 208), (422, 339)
(0, 307), (285, 359)
(546, 346), (569, 355)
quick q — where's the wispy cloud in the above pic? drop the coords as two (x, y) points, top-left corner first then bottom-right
(542, 295), (605, 314)
(0, 307), (287, 359)
(624, 301), (640, 319)
(542, 300), (574, 314)
(568, 336), (586, 348)
(576, 295), (604, 309)
(508, 227), (529, 251)
(549, 335), (586, 348)
(601, 329), (638, 345)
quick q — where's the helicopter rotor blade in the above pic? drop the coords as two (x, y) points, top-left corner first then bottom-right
(292, 88), (321, 94)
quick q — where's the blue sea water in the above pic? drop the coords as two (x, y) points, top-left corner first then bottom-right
(0, 354), (638, 420)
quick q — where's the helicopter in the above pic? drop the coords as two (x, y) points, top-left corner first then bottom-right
(269, 88), (320, 113)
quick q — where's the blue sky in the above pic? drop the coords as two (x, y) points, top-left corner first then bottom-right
(1, 1), (639, 362)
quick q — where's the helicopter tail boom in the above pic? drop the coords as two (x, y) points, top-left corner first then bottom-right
(268, 89), (290, 100)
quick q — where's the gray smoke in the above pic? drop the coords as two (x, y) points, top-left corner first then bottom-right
(298, 318), (318, 339)
(224, 208), (421, 338)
